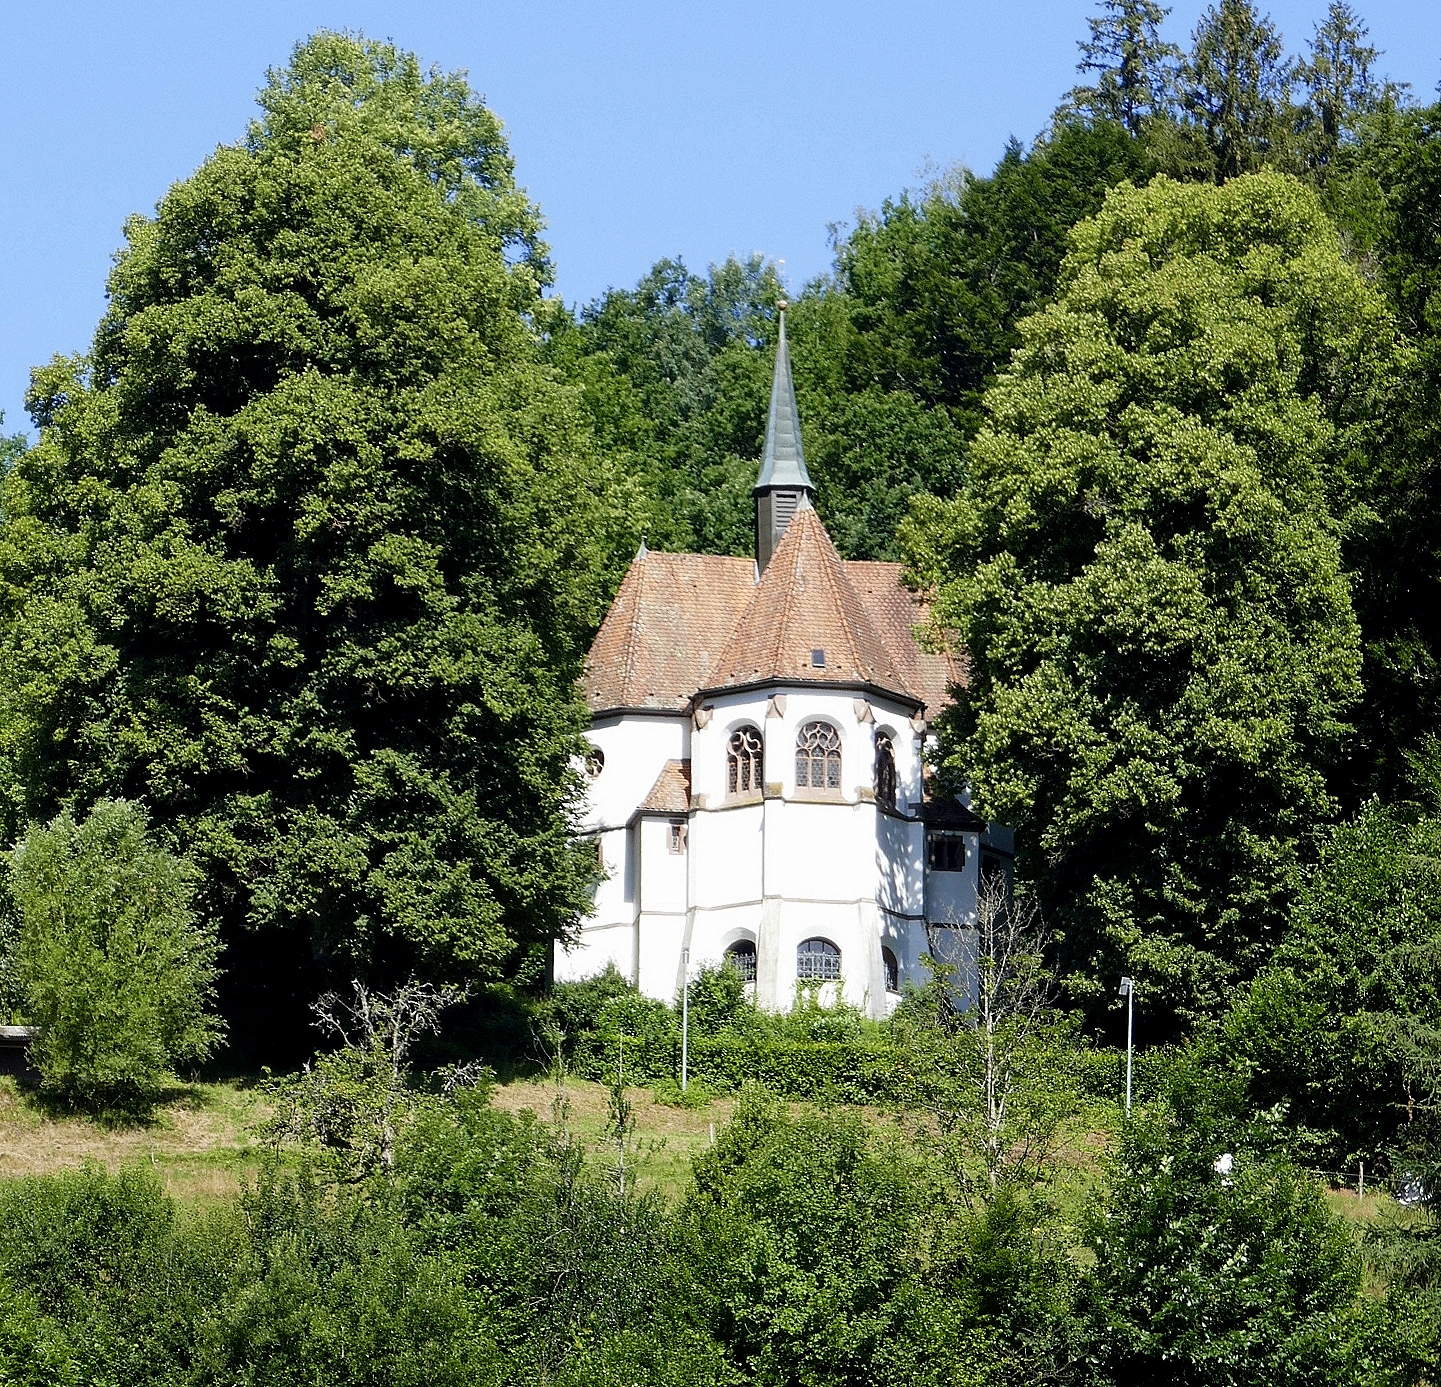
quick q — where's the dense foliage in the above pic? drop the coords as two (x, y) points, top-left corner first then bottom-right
(0, 1072), (1424, 1387)
(908, 170), (1387, 1026)
(8, 799), (222, 1111)
(0, 35), (628, 1028)
(5, 3), (1441, 1373)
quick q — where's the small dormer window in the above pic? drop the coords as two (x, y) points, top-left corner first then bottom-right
(811, 648), (826, 668)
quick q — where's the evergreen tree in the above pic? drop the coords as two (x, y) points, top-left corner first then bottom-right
(0, 34), (630, 1028)
(1298, 1), (1386, 170)
(1069, 0), (1182, 134)
(1182, 0), (1292, 179)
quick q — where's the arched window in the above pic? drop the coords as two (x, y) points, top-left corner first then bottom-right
(796, 937), (841, 980)
(728, 726), (764, 795)
(724, 939), (757, 983)
(874, 731), (897, 809)
(795, 721), (842, 790)
(882, 946), (900, 994)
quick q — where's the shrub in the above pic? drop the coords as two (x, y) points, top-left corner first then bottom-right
(8, 800), (224, 1111)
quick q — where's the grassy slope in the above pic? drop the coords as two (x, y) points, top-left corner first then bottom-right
(0, 1072), (1404, 1239)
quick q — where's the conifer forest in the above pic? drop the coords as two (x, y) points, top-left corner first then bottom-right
(7, 3), (1441, 1382)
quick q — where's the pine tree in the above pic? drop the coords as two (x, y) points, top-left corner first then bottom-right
(1182, 0), (1292, 179)
(1069, 0), (1182, 134)
(1296, 2), (1395, 175)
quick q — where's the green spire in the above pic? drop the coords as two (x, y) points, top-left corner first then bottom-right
(754, 306), (813, 494)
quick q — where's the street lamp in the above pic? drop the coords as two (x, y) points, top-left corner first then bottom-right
(681, 947), (690, 1094)
(1118, 976), (1135, 1117)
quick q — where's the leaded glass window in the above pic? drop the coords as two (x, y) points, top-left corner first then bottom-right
(795, 721), (841, 790)
(727, 725), (764, 795)
(796, 937), (841, 981)
(882, 946), (900, 993)
(874, 731), (897, 809)
(725, 940), (757, 982)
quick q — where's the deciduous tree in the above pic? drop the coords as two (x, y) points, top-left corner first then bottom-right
(907, 171), (1392, 1026)
(0, 35), (629, 1021)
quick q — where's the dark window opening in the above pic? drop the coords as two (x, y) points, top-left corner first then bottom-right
(668, 821), (687, 854)
(797, 937), (842, 980)
(980, 850), (1009, 897)
(927, 832), (966, 873)
(728, 725), (764, 795)
(796, 721), (842, 790)
(874, 731), (897, 809)
(584, 746), (604, 779)
(882, 946), (900, 994)
(725, 940), (757, 983)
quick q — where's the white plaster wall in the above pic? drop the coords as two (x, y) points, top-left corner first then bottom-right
(876, 812), (924, 917)
(687, 903), (764, 967)
(555, 917), (635, 984)
(691, 801), (764, 910)
(925, 831), (982, 929)
(637, 910), (687, 1002)
(561, 684), (949, 1017)
(581, 714), (688, 831)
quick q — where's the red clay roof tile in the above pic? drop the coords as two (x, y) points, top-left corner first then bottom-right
(584, 514), (963, 718)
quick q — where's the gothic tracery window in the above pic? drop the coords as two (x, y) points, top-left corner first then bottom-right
(727, 725), (764, 795)
(796, 937), (842, 981)
(795, 721), (842, 790)
(874, 731), (897, 809)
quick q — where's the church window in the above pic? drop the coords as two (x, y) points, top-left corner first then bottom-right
(795, 721), (841, 790)
(882, 946), (900, 994)
(727, 726), (764, 795)
(874, 731), (897, 809)
(927, 832), (966, 873)
(725, 939), (757, 982)
(668, 821), (687, 854)
(797, 937), (841, 980)
(584, 745), (604, 779)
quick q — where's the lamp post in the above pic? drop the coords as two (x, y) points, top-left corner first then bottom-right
(1118, 976), (1135, 1117)
(681, 947), (690, 1094)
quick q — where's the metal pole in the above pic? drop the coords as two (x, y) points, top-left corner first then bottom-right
(681, 947), (690, 1093)
(1125, 984), (1133, 1118)
(1119, 976), (1134, 1118)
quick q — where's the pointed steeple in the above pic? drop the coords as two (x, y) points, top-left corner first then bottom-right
(755, 307), (812, 492)
(754, 304), (815, 573)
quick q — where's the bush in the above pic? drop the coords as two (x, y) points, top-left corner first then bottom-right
(1086, 1057), (1428, 1385)
(8, 800), (224, 1112)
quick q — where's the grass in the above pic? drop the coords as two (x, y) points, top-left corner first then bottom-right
(0, 1065), (1409, 1237)
(0, 1074), (270, 1203)
(491, 1075), (735, 1199)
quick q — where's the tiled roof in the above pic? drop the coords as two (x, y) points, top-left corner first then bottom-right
(584, 515), (964, 717)
(584, 551), (754, 713)
(704, 508), (905, 697)
(846, 561), (965, 718)
(636, 760), (693, 814)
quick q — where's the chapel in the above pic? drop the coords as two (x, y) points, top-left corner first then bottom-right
(556, 310), (1011, 1018)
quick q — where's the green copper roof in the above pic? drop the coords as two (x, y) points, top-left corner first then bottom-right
(754, 309), (814, 494)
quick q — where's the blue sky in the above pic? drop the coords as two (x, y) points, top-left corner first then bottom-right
(4, 1), (1440, 439)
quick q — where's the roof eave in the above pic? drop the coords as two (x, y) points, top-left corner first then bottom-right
(691, 676), (926, 714)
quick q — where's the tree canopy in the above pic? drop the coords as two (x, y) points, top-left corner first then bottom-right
(0, 34), (631, 1027)
(906, 170), (1393, 1026)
